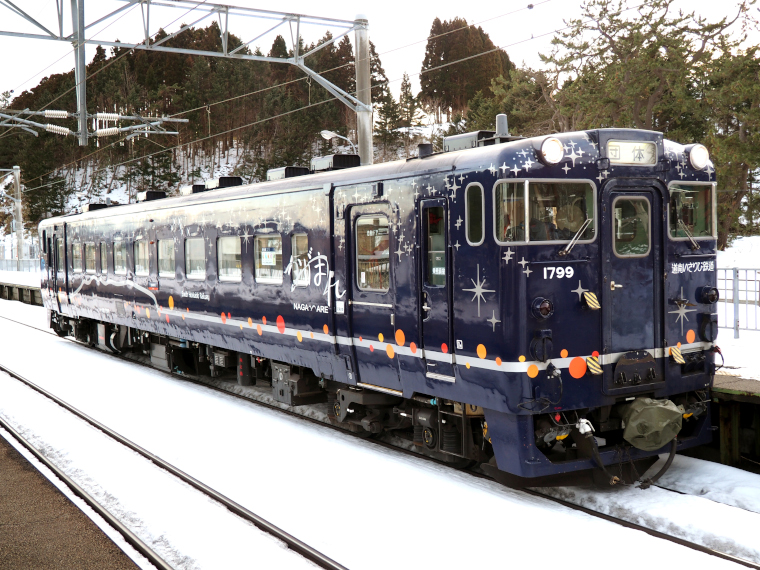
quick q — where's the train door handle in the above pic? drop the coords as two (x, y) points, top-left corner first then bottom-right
(422, 303), (432, 311)
(610, 281), (623, 290)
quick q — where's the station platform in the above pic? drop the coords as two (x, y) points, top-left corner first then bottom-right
(712, 373), (760, 468)
(0, 270), (43, 306)
(0, 433), (139, 570)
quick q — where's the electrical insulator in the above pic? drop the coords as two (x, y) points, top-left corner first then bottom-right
(95, 127), (119, 137)
(95, 112), (119, 122)
(43, 110), (68, 119)
(45, 124), (71, 136)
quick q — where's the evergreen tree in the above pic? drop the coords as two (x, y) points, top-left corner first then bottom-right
(398, 73), (424, 157)
(375, 86), (401, 161)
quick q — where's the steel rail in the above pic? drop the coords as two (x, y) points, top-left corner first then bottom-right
(0, 417), (175, 570)
(0, 358), (348, 570)
(0, 311), (759, 569)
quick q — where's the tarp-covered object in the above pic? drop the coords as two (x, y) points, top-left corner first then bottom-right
(621, 398), (682, 451)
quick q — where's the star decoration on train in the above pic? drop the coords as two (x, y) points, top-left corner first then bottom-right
(518, 149), (530, 159)
(489, 164), (497, 175)
(449, 177), (460, 192)
(669, 287), (697, 335)
(394, 243), (405, 261)
(571, 280), (588, 300)
(463, 264), (495, 317)
(427, 184), (436, 195)
(523, 158), (534, 170)
(457, 174), (465, 184)
(502, 248), (514, 264)
(455, 216), (463, 230)
(241, 228), (252, 251)
(487, 310), (501, 332)
(500, 162), (508, 174)
(596, 170), (609, 183)
(562, 164), (571, 175)
(454, 240), (461, 251)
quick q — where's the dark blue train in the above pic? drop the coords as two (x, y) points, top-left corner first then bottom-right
(39, 116), (719, 484)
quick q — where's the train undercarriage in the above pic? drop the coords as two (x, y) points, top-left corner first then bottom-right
(50, 312), (709, 486)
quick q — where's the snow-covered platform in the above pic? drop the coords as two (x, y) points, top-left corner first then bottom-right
(0, 270), (43, 306)
(712, 373), (760, 467)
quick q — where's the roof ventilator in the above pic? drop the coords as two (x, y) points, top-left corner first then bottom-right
(442, 114), (523, 153)
(136, 191), (167, 202)
(266, 166), (311, 181)
(310, 154), (360, 173)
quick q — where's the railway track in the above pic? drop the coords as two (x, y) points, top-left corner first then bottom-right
(0, 309), (758, 569)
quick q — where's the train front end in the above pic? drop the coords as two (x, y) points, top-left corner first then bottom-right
(482, 129), (716, 484)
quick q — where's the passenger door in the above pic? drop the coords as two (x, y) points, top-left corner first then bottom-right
(601, 186), (663, 393)
(347, 203), (401, 391)
(419, 198), (455, 381)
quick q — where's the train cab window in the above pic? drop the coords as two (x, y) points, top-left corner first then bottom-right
(669, 184), (714, 240)
(495, 182), (526, 243)
(465, 184), (484, 245)
(56, 239), (64, 272)
(185, 238), (206, 280)
(527, 182), (595, 242)
(100, 243), (107, 274)
(217, 237), (242, 281)
(356, 216), (390, 292)
(114, 240), (127, 275)
(613, 198), (650, 257)
(158, 240), (175, 278)
(134, 240), (149, 276)
(255, 235), (283, 284)
(72, 243), (83, 272)
(84, 243), (96, 273)
(291, 234), (309, 287)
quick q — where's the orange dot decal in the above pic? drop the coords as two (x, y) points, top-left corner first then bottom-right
(310, 332), (314, 339)
(227, 312), (231, 319)
(257, 324), (262, 336)
(378, 333), (384, 342)
(359, 336), (363, 342)
(686, 329), (695, 344)
(323, 324), (329, 334)
(441, 343), (448, 354)
(395, 329), (405, 346)
(677, 342), (681, 348)
(248, 317), (253, 327)
(477, 344), (487, 359)
(410, 342), (417, 354)
(277, 316), (285, 333)
(262, 316), (267, 325)
(519, 355), (526, 363)
(560, 349), (568, 358)
(168, 296), (174, 310)
(145, 308), (150, 318)
(592, 350), (599, 358)
(220, 312), (227, 324)
(466, 362), (471, 369)
(495, 357), (502, 366)
(297, 331), (303, 342)
(239, 324), (243, 330)
(569, 357), (587, 379)
(166, 315), (170, 324)
(527, 364), (539, 378)
(386, 345), (395, 358)
(369, 345), (374, 352)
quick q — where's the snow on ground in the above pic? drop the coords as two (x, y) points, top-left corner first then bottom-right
(0, 269), (41, 287)
(646, 455), (760, 515)
(0, 378), (316, 570)
(0, 300), (744, 570)
(717, 235), (760, 268)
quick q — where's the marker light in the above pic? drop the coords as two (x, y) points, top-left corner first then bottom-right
(698, 286), (719, 304)
(531, 297), (555, 319)
(689, 144), (710, 170)
(540, 137), (565, 165)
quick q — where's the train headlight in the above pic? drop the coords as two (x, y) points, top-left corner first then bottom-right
(689, 144), (710, 170)
(531, 297), (554, 319)
(540, 137), (565, 165)
(698, 286), (719, 304)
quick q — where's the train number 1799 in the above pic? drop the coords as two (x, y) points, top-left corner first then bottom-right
(543, 266), (574, 279)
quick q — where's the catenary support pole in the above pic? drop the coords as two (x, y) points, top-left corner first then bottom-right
(71, 0), (88, 146)
(354, 17), (373, 166)
(13, 165), (22, 270)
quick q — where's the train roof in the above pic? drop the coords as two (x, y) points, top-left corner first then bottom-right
(39, 127), (673, 228)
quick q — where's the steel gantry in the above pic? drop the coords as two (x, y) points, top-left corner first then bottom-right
(0, 0), (374, 164)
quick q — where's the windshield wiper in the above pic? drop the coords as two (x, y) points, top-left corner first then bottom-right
(558, 218), (592, 257)
(678, 220), (701, 250)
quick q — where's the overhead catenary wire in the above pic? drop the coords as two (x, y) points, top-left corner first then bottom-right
(21, 1), (654, 195)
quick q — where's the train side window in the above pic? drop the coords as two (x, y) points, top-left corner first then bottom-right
(185, 238), (206, 280)
(495, 182), (526, 243)
(114, 240), (127, 275)
(291, 234), (309, 287)
(158, 240), (175, 278)
(355, 215), (390, 292)
(465, 183), (484, 246)
(255, 235), (283, 284)
(84, 243), (96, 273)
(527, 182), (595, 243)
(425, 206), (446, 286)
(57, 239), (64, 272)
(218, 237), (242, 281)
(134, 240), (149, 276)
(100, 243), (107, 274)
(613, 197), (650, 257)
(72, 243), (83, 272)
